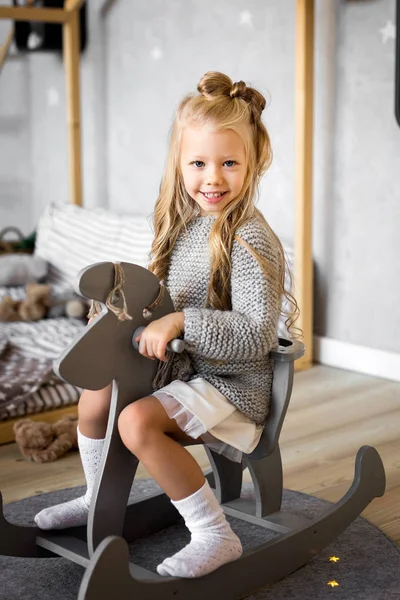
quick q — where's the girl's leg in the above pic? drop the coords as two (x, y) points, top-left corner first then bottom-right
(34, 385), (112, 530)
(118, 396), (242, 578)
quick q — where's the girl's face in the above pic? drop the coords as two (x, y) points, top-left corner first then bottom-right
(179, 126), (247, 216)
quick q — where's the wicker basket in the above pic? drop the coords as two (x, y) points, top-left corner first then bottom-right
(0, 227), (35, 256)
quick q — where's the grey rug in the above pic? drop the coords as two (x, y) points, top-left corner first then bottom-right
(2, 480), (400, 600)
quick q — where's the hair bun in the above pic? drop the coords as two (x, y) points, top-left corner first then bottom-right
(230, 80), (247, 99)
(197, 71), (267, 122)
(197, 71), (232, 99)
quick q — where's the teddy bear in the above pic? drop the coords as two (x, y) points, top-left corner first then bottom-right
(13, 414), (79, 463)
(0, 283), (52, 322)
(0, 296), (21, 321)
(0, 283), (89, 322)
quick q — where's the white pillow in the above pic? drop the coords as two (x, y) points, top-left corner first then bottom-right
(34, 203), (154, 286)
(0, 254), (48, 286)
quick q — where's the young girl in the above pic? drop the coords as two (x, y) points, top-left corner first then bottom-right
(34, 71), (298, 579)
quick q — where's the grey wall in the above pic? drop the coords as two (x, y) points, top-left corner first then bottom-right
(313, 0), (399, 353)
(0, 0), (399, 354)
(0, 29), (31, 234)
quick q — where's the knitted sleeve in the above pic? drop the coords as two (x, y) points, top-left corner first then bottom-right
(182, 219), (282, 361)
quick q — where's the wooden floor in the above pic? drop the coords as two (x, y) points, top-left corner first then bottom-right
(0, 364), (399, 546)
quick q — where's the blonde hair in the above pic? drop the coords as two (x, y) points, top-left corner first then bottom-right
(149, 71), (300, 337)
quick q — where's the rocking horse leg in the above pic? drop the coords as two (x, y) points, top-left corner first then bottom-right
(244, 444), (283, 517)
(87, 382), (140, 556)
(205, 448), (243, 504)
(87, 438), (139, 555)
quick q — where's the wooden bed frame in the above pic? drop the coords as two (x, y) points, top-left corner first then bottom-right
(0, 0), (315, 444)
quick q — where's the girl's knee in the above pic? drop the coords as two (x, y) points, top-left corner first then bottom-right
(118, 399), (162, 451)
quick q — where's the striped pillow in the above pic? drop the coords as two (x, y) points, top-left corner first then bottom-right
(2, 382), (80, 421)
(34, 203), (154, 287)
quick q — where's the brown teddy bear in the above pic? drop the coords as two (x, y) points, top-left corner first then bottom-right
(0, 283), (51, 322)
(13, 414), (79, 463)
(0, 296), (21, 321)
(0, 283), (89, 322)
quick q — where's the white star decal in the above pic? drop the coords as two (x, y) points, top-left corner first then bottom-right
(151, 46), (163, 60)
(47, 87), (60, 107)
(240, 10), (253, 27)
(380, 20), (395, 44)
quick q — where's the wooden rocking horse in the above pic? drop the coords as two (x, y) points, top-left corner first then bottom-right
(0, 261), (386, 599)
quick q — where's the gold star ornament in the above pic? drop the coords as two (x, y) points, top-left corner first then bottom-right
(327, 580), (340, 588)
(329, 556), (340, 563)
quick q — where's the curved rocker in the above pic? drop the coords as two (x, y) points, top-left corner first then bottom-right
(78, 448), (385, 600)
(0, 261), (386, 600)
(0, 492), (38, 558)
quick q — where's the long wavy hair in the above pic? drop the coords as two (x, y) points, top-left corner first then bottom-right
(148, 71), (300, 337)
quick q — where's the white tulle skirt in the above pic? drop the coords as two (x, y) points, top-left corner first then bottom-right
(152, 378), (263, 463)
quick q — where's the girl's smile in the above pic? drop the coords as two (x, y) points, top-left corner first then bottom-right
(200, 191), (228, 204)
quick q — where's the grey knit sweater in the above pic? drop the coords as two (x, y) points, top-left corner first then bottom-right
(165, 215), (281, 425)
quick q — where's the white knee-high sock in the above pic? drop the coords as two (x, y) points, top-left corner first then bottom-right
(157, 479), (242, 578)
(34, 428), (105, 530)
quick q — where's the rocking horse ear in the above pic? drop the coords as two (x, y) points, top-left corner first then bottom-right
(75, 262), (116, 303)
(53, 262), (117, 389)
(53, 316), (116, 390)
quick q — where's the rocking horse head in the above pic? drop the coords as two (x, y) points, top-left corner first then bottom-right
(53, 262), (175, 400)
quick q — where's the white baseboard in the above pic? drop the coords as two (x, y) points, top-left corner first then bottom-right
(313, 336), (400, 383)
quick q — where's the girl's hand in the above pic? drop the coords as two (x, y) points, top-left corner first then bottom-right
(135, 312), (184, 362)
